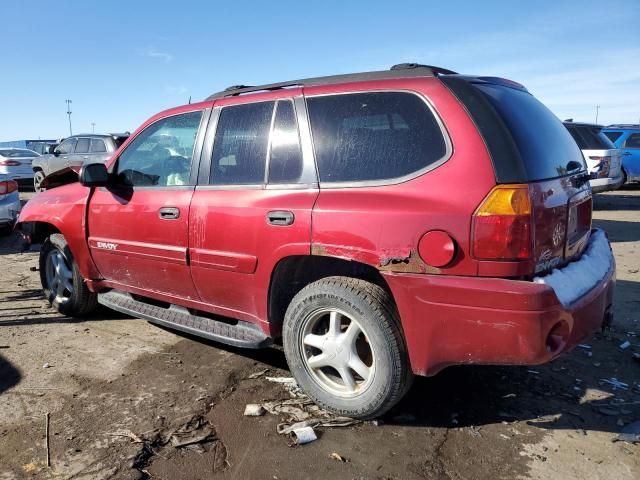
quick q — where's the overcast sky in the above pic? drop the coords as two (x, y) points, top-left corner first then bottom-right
(0, 0), (638, 141)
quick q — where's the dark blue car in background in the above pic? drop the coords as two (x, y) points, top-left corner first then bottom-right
(603, 125), (640, 185)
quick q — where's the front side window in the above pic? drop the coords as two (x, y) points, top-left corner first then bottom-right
(75, 138), (90, 154)
(56, 138), (76, 154)
(210, 101), (274, 185)
(307, 92), (447, 183)
(625, 133), (640, 149)
(90, 139), (107, 153)
(268, 100), (303, 184)
(115, 111), (202, 187)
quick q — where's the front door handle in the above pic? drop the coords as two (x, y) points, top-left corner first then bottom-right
(266, 210), (294, 226)
(159, 207), (180, 220)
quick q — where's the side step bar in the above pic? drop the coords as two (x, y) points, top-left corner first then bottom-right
(98, 290), (272, 349)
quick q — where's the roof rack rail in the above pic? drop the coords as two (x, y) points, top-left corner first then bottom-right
(606, 123), (640, 128)
(206, 64), (457, 101)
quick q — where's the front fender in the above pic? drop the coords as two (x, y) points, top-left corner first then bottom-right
(17, 182), (101, 281)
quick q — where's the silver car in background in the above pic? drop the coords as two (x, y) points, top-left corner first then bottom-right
(0, 148), (40, 188)
(0, 174), (20, 235)
(564, 122), (623, 193)
(31, 133), (129, 191)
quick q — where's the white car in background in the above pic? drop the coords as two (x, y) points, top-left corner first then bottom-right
(564, 122), (623, 193)
(0, 174), (20, 235)
(0, 148), (40, 188)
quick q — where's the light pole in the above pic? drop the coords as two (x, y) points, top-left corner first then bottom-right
(595, 105), (600, 124)
(91, 122), (95, 133)
(65, 99), (73, 135)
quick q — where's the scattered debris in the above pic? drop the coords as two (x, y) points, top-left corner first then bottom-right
(244, 404), (266, 417)
(169, 417), (216, 448)
(105, 431), (144, 443)
(619, 340), (631, 350)
(613, 421), (640, 444)
(600, 378), (629, 390)
(577, 344), (592, 350)
(42, 363), (50, 369)
(329, 452), (348, 462)
(0, 345), (9, 349)
(45, 412), (50, 468)
(247, 368), (269, 379)
(527, 369), (540, 375)
(291, 426), (317, 445)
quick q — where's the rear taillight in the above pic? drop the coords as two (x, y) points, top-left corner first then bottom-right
(472, 184), (532, 260)
(0, 160), (21, 166)
(589, 156), (611, 178)
(0, 180), (18, 195)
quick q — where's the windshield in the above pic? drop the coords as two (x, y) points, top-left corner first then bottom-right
(0, 149), (39, 157)
(476, 84), (586, 181)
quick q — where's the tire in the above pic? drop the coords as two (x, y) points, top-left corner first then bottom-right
(33, 170), (45, 193)
(621, 168), (628, 187)
(283, 276), (412, 419)
(39, 233), (97, 317)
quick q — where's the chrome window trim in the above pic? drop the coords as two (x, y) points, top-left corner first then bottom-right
(304, 89), (453, 189)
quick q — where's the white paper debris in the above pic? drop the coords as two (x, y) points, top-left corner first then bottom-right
(619, 340), (631, 350)
(244, 404), (266, 416)
(534, 229), (613, 307)
(292, 426), (317, 444)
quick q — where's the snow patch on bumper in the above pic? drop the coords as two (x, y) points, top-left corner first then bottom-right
(534, 229), (613, 307)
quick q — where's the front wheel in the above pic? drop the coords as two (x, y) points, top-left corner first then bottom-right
(283, 277), (412, 419)
(39, 234), (97, 317)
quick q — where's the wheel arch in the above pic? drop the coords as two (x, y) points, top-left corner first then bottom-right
(267, 254), (395, 337)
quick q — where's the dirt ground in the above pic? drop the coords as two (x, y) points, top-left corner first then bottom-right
(0, 188), (638, 480)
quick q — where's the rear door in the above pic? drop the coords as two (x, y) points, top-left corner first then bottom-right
(87, 109), (208, 299)
(188, 95), (318, 323)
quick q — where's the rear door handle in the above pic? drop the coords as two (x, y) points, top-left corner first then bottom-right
(266, 210), (294, 226)
(159, 207), (180, 220)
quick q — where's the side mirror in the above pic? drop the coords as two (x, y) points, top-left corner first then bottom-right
(52, 149), (60, 157)
(47, 145), (57, 154)
(79, 163), (109, 187)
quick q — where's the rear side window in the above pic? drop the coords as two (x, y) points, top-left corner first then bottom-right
(603, 131), (623, 143)
(210, 101), (275, 185)
(307, 92), (447, 183)
(625, 133), (640, 148)
(90, 139), (107, 153)
(476, 84), (585, 180)
(268, 100), (303, 184)
(75, 138), (90, 153)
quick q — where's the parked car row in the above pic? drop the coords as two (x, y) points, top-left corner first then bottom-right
(16, 63), (617, 418)
(602, 124), (640, 184)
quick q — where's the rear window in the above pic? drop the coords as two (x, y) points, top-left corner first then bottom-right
(566, 125), (614, 150)
(476, 84), (585, 181)
(307, 92), (447, 183)
(603, 131), (623, 143)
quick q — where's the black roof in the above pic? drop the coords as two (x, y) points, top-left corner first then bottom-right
(205, 63), (457, 101)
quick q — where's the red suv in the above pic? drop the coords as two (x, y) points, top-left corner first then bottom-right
(17, 64), (615, 418)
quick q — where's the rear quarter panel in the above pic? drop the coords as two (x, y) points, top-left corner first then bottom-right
(307, 77), (496, 276)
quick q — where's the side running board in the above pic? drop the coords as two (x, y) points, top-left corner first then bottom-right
(98, 290), (272, 349)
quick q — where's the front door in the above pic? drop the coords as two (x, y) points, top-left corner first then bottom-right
(87, 109), (207, 301)
(189, 97), (318, 323)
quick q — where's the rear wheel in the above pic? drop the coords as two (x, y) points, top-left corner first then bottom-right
(39, 234), (97, 317)
(283, 276), (412, 419)
(33, 170), (45, 192)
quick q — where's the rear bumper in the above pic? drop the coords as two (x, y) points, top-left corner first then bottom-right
(384, 230), (615, 376)
(590, 174), (624, 192)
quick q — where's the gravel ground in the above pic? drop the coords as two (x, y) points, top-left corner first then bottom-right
(0, 188), (638, 480)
